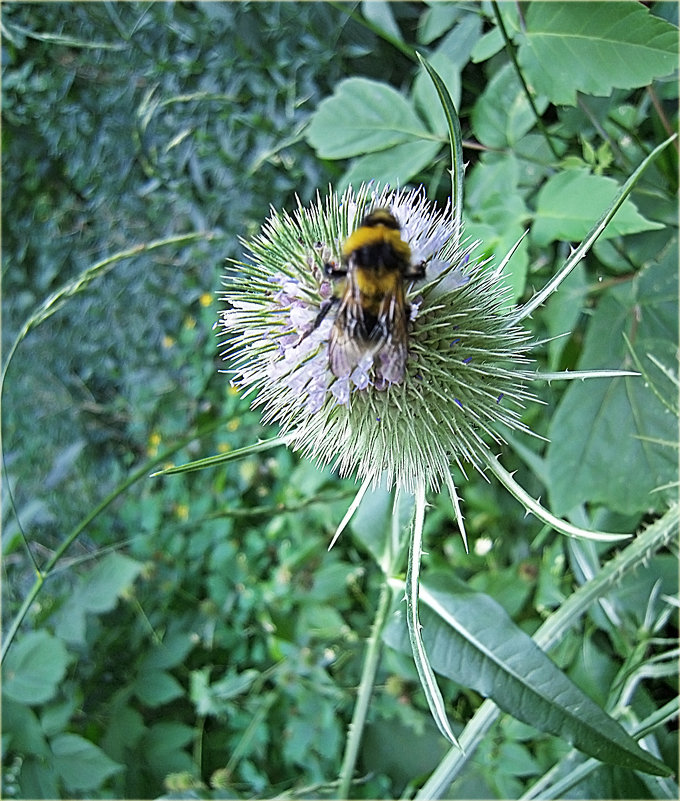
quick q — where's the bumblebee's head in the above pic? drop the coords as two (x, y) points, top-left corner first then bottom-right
(360, 208), (401, 230)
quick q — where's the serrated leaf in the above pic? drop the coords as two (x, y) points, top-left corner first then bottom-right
(546, 250), (678, 515)
(532, 169), (664, 246)
(2, 631), (71, 705)
(305, 77), (430, 159)
(51, 733), (123, 792)
(383, 572), (671, 776)
(518, 3), (678, 106)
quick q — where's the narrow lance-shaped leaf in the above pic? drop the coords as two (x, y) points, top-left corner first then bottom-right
(417, 53), (464, 249)
(384, 572), (671, 777)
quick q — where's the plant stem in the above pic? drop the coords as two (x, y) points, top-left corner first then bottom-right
(337, 577), (394, 799)
(491, 1), (560, 160)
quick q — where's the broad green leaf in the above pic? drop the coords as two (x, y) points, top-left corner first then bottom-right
(464, 220), (529, 303)
(361, 0), (403, 43)
(384, 572), (672, 776)
(101, 704), (145, 762)
(465, 154), (531, 300)
(305, 77), (431, 159)
(339, 139), (442, 193)
(17, 758), (59, 799)
(471, 62), (548, 148)
(139, 630), (194, 671)
(2, 697), (50, 758)
(532, 169), (664, 246)
(546, 250), (678, 516)
(2, 630), (70, 705)
(133, 669), (184, 707)
(418, 3), (463, 45)
(53, 552), (144, 645)
(432, 11), (483, 68)
(144, 722), (195, 777)
(51, 733), (123, 792)
(471, 4), (521, 62)
(518, 3), (678, 106)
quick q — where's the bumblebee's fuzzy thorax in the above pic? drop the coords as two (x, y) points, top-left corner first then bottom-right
(342, 209), (412, 271)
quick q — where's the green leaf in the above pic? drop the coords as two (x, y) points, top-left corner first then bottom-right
(532, 169), (664, 246)
(2, 630), (71, 705)
(144, 722), (195, 778)
(16, 757), (59, 799)
(133, 669), (184, 707)
(139, 630), (194, 671)
(53, 552), (144, 645)
(416, 54), (464, 246)
(418, 3), (462, 45)
(413, 52), (461, 139)
(544, 263), (589, 370)
(101, 704), (146, 762)
(191, 667), (259, 716)
(471, 62), (548, 148)
(338, 140), (442, 193)
(2, 696), (50, 758)
(51, 732), (123, 792)
(360, 0), (403, 43)
(518, 2), (679, 106)
(546, 249), (678, 516)
(384, 572), (672, 776)
(305, 77), (431, 159)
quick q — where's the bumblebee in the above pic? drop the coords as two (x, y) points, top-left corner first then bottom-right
(318, 208), (425, 388)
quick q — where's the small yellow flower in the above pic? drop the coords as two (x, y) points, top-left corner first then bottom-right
(147, 431), (162, 457)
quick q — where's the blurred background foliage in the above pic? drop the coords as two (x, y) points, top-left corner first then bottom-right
(2, 2), (677, 799)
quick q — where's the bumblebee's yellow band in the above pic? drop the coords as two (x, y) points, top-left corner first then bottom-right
(342, 225), (411, 262)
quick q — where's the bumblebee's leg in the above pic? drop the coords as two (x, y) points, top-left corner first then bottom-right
(312, 295), (338, 330)
(295, 297), (338, 347)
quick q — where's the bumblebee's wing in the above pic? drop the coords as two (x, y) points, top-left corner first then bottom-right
(329, 302), (370, 377)
(373, 298), (408, 387)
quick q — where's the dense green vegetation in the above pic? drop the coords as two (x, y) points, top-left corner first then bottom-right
(2, 2), (677, 799)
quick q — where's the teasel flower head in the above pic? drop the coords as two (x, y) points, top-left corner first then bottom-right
(219, 184), (536, 496)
